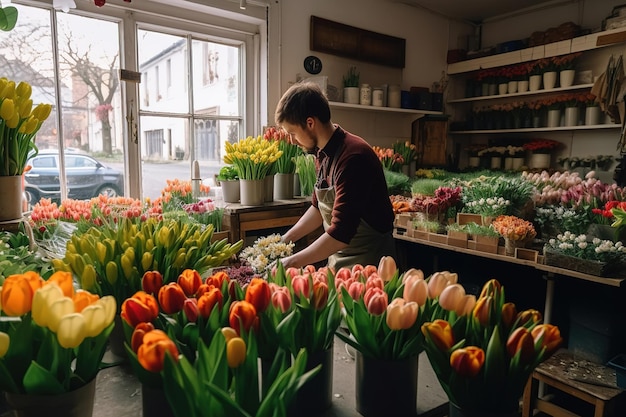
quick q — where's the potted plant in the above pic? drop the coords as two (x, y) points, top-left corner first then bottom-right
(342, 66), (360, 104)
(216, 165), (240, 203)
(263, 126), (302, 200)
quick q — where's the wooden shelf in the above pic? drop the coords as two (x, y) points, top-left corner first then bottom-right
(448, 84), (594, 103)
(447, 27), (626, 75)
(450, 124), (621, 134)
(329, 101), (443, 116)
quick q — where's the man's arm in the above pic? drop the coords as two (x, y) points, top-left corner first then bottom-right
(282, 205), (323, 244)
(281, 232), (347, 268)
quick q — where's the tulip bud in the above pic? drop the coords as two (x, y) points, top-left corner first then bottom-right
(226, 337), (247, 368)
(377, 256), (397, 282)
(197, 287), (223, 319)
(228, 300), (258, 336)
(455, 294), (477, 316)
(158, 283), (187, 315)
(137, 330), (179, 373)
(365, 276), (384, 292)
(362, 265), (378, 278)
(81, 264), (97, 292)
(312, 280), (329, 310)
(177, 269), (202, 297)
(205, 271), (229, 289)
(105, 261), (118, 286)
(131, 322), (155, 353)
(1, 274), (35, 316)
(97, 296), (117, 327)
(438, 284), (466, 312)
(142, 271), (163, 295)
(46, 271), (75, 298)
(291, 275), (311, 299)
(347, 281), (365, 300)
(363, 287), (387, 316)
(183, 298), (199, 323)
(386, 298), (418, 330)
(0, 98), (15, 120)
(506, 327), (535, 365)
(121, 291), (159, 327)
(0, 332), (9, 358)
(81, 304), (108, 338)
(450, 346), (485, 377)
(56, 313), (87, 349)
(479, 279), (502, 299)
(403, 274), (428, 306)
(501, 302), (518, 330)
(221, 327), (238, 342)
(516, 309), (542, 327)
(245, 278), (271, 313)
(421, 319), (454, 351)
(271, 287), (291, 313)
(473, 296), (493, 327)
(427, 271), (452, 298)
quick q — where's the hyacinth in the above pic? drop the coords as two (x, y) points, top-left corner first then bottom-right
(410, 186), (461, 215)
(546, 231), (626, 263)
(239, 234), (295, 274)
(224, 135), (282, 180)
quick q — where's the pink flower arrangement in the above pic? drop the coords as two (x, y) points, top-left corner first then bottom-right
(410, 186), (461, 215)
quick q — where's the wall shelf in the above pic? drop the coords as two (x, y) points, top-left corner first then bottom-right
(329, 101), (443, 116)
(448, 84), (594, 103)
(447, 27), (626, 75)
(450, 123), (621, 135)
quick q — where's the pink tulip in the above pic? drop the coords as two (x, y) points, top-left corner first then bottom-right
(271, 288), (292, 313)
(285, 267), (300, 280)
(347, 281), (365, 300)
(386, 298), (418, 330)
(183, 298), (199, 323)
(377, 256), (397, 282)
(403, 275), (428, 306)
(312, 281), (329, 310)
(363, 287), (387, 316)
(365, 276), (384, 292)
(455, 294), (476, 316)
(291, 275), (311, 299)
(335, 267), (352, 281)
(438, 284), (466, 312)
(362, 265), (378, 278)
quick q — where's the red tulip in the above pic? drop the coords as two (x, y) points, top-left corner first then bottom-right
(197, 286), (223, 319)
(506, 327), (535, 365)
(292, 275), (311, 299)
(177, 269), (202, 297)
(131, 322), (155, 352)
(245, 278), (271, 313)
(229, 300), (258, 335)
(363, 287), (387, 315)
(142, 271), (163, 295)
(158, 283), (187, 314)
(311, 280), (329, 310)
(450, 346), (485, 377)
(121, 291), (159, 327)
(183, 298), (199, 323)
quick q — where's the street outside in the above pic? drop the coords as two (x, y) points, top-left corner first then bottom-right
(104, 159), (223, 201)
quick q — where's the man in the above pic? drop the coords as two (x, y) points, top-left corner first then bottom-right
(275, 82), (396, 270)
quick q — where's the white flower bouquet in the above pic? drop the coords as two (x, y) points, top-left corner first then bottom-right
(238, 233), (295, 274)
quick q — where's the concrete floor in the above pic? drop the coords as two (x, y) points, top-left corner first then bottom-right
(89, 335), (449, 417)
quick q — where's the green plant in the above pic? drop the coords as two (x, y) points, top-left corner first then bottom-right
(342, 66), (360, 88)
(216, 165), (239, 181)
(410, 179), (445, 196)
(445, 223), (468, 233)
(460, 175), (534, 217)
(294, 154), (316, 196)
(464, 222), (500, 238)
(412, 219), (441, 233)
(0, 6), (18, 32)
(384, 169), (411, 196)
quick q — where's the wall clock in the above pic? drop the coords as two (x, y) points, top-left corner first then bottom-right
(303, 55), (322, 74)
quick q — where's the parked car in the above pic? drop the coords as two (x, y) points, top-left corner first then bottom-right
(24, 150), (124, 203)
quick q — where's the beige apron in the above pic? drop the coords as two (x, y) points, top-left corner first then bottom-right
(315, 149), (396, 270)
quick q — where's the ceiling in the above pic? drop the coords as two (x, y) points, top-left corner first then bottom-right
(395, 0), (567, 23)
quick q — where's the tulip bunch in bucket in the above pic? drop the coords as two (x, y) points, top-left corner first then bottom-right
(421, 278), (562, 413)
(0, 271), (116, 395)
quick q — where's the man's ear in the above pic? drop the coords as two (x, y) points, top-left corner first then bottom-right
(306, 117), (315, 130)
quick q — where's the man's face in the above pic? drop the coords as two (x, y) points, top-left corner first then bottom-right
(280, 120), (316, 152)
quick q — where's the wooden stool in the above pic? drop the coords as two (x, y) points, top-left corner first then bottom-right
(522, 349), (625, 417)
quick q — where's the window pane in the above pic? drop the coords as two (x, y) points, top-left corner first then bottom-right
(138, 30), (189, 114)
(192, 40), (241, 117)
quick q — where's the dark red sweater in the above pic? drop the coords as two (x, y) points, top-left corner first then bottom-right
(312, 126), (394, 244)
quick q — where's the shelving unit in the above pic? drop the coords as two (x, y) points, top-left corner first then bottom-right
(450, 124), (620, 135)
(447, 83), (594, 103)
(329, 100), (443, 116)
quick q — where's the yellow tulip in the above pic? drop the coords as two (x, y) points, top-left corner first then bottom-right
(226, 336), (246, 368)
(6, 112), (19, 129)
(97, 295), (117, 326)
(18, 98), (32, 117)
(0, 81), (15, 100)
(56, 313), (87, 349)
(31, 103), (51, 120)
(15, 81), (32, 101)
(0, 332), (9, 357)
(0, 98), (15, 121)
(221, 327), (238, 342)
(32, 283), (65, 327)
(81, 304), (108, 337)
(47, 297), (75, 333)
(82, 264), (97, 290)
(18, 116), (38, 135)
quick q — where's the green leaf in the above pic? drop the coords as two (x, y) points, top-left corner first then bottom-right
(0, 7), (18, 32)
(22, 361), (65, 395)
(0, 360), (19, 393)
(205, 382), (250, 417)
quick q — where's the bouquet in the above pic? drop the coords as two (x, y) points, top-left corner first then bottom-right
(294, 153), (316, 197)
(238, 234), (294, 274)
(156, 179), (211, 213)
(523, 139), (561, 154)
(263, 126), (301, 174)
(224, 136), (282, 180)
(392, 140), (417, 166)
(421, 279), (562, 413)
(0, 271), (116, 394)
(492, 215), (536, 241)
(0, 77), (53, 176)
(372, 146), (404, 172)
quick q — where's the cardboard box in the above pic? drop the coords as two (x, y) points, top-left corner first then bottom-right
(428, 233), (448, 244)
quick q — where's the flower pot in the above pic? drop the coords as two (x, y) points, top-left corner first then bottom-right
(517, 80), (529, 93)
(108, 315), (128, 360)
(343, 87), (359, 104)
(529, 75), (542, 91)
(0, 175), (23, 222)
(264, 174), (275, 202)
(490, 156), (502, 170)
(559, 69), (575, 88)
(287, 346), (334, 417)
(220, 179), (240, 203)
(142, 384), (176, 417)
(547, 109), (561, 128)
(4, 377), (96, 417)
(488, 84), (497, 96)
(481, 83), (490, 97)
(512, 157), (525, 170)
(507, 80), (518, 94)
(356, 351), (418, 417)
(448, 402), (519, 417)
(532, 115), (541, 128)
(498, 83), (508, 95)
(274, 173), (294, 200)
(564, 106), (579, 127)
(240, 179), (264, 206)
(293, 172), (301, 196)
(585, 105), (600, 125)
(504, 238), (529, 256)
(529, 152), (551, 170)
(504, 157), (514, 170)
(468, 156), (480, 168)
(543, 71), (557, 89)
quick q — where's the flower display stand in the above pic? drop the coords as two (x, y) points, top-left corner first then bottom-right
(543, 248), (618, 277)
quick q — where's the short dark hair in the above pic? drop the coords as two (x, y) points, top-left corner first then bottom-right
(274, 82), (331, 127)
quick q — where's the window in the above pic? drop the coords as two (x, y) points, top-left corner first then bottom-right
(3, 0), (266, 204)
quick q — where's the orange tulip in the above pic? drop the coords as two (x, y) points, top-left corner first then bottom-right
(121, 291), (159, 327)
(450, 346), (485, 377)
(506, 327), (535, 365)
(137, 330), (179, 372)
(177, 269), (202, 297)
(245, 278), (271, 313)
(517, 309), (542, 327)
(73, 289), (100, 313)
(228, 300), (258, 336)
(131, 322), (155, 352)
(422, 319), (454, 351)
(363, 287), (387, 316)
(1, 274), (35, 316)
(183, 298), (199, 323)
(21, 271), (45, 296)
(311, 280), (329, 310)
(479, 279), (502, 299)
(386, 298), (418, 330)
(142, 271), (164, 295)
(501, 302), (518, 330)
(158, 283), (187, 314)
(205, 271), (229, 289)
(46, 271), (74, 298)
(197, 287), (223, 319)
(472, 296), (493, 327)
(531, 324), (562, 356)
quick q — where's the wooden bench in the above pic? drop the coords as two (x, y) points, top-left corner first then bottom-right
(522, 349), (625, 417)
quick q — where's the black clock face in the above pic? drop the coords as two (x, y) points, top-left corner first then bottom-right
(304, 55), (322, 75)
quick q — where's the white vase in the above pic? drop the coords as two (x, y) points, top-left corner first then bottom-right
(518, 80), (529, 93)
(564, 106), (579, 127)
(585, 105), (600, 125)
(468, 156), (480, 168)
(512, 157), (525, 170)
(529, 153), (551, 170)
(543, 71), (557, 89)
(274, 173), (294, 200)
(498, 83), (508, 95)
(490, 156), (502, 170)
(547, 109), (561, 127)
(559, 69), (575, 88)
(220, 179), (240, 203)
(343, 87), (359, 104)
(508, 81), (518, 94)
(240, 179), (264, 206)
(504, 157), (514, 170)
(488, 84), (497, 96)
(529, 75), (542, 91)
